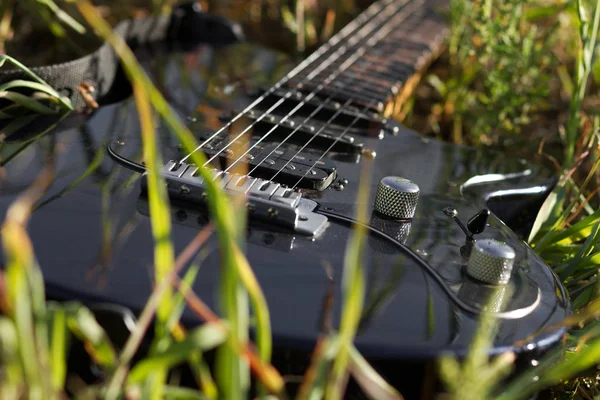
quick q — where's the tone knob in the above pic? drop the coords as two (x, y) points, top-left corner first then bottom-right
(374, 176), (420, 220)
(467, 239), (516, 285)
(369, 213), (412, 253)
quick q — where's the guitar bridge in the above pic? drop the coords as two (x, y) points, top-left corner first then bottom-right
(142, 161), (328, 236)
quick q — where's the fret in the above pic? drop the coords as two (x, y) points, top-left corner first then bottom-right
(359, 56), (415, 81)
(261, 88), (382, 127)
(291, 83), (385, 113)
(349, 65), (404, 91)
(292, 66), (396, 95)
(330, 83), (388, 105)
(291, 76), (389, 103)
(342, 67), (402, 93)
(352, 63), (410, 90)
(289, 62), (406, 114)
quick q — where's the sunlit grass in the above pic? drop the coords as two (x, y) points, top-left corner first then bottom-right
(436, 0), (600, 398)
(529, 0), (600, 308)
(0, 55), (74, 114)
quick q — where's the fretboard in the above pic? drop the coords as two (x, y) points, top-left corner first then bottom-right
(282, 0), (448, 118)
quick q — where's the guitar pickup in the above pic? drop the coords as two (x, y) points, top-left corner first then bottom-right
(255, 88), (385, 139)
(196, 136), (337, 191)
(242, 109), (364, 154)
(142, 161), (328, 236)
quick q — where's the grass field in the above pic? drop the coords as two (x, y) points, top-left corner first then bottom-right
(0, 0), (599, 399)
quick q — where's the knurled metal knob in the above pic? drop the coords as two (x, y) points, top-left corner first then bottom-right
(369, 214), (412, 253)
(467, 239), (516, 285)
(374, 176), (420, 220)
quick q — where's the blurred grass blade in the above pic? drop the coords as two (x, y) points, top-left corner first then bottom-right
(29, 0), (86, 34)
(438, 355), (461, 394)
(0, 55), (74, 111)
(130, 81), (176, 326)
(0, 79), (72, 107)
(498, 337), (600, 400)
(180, 286), (284, 395)
(439, 286), (513, 399)
(231, 245), (271, 364)
(167, 263), (201, 333)
(35, 144), (105, 210)
(128, 323), (227, 384)
(297, 336), (340, 400)
(557, 221), (600, 278)
(49, 305), (68, 391)
(105, 226), (214, 399)
(0, 115), (38, 137)
(349, 344), (403, 400)
(118, 50), (173, 400)
(0, 91), (61, 114)
(188, 351), (218, 400)
(0, 316), (21, 398)
(1, 169), (55, 399)
(64, 302), (117, 372)
(326, 158), (372, 399)
(162, 386), (209, 400)
(528, 188), (563, 243)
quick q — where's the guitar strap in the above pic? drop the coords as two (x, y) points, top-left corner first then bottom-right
(0, 2), (244, 110)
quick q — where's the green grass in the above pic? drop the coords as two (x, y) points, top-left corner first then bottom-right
(1, 0), (600, 399)
(429, 0), (600, 398)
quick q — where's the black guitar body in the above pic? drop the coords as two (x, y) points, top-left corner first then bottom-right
(0, 0), (569, 395)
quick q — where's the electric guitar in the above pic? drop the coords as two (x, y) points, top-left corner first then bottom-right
(0, 0), (569, 392)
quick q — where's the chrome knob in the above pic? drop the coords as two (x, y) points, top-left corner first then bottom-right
(374, 176), (420, 220)
(467, 239), (516, 285)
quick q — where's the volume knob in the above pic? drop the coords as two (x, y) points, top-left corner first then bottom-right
(467, 239), (516, 285)
(374, 176), (420, 220)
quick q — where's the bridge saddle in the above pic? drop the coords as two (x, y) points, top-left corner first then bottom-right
(141, 161), (328, 236)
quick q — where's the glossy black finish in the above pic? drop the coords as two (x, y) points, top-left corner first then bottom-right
(0, 41), (568, 365)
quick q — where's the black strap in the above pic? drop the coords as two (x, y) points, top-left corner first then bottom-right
(0, 2), (244, 110)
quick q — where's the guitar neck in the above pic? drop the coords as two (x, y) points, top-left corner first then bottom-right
(284, 0), (448, 119)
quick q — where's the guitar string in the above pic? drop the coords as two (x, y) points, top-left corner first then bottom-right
(178, 0), (396, 164)
(274, 7), (402, 188)
(267, 97), (374, 188)
(248, 3), (427, 179)
(289, 8), (434, 190)
(199, 0), (411, 170)
(288, 16), (427, 190)
(243, 98), (354, 177)
(182, 0), (397, 162)
(219, 0), (423, 175)
(290, 100), (376, 190)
